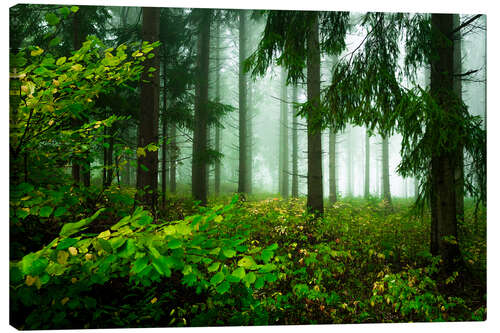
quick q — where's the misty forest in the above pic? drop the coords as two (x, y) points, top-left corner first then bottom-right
(9, 4), (487, 329)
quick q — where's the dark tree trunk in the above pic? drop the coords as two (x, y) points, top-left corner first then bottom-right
(364, 129), (370, 199)
(306, 13), (323, 215)
(238, 10), (248, 194)
(192, 9), (211, 205)
(292, 84), (299, 198)
(453, 14), (464, 223)
(279, 67), (289, 198)
(247, 80), (253, 194)
(382, 135), (391, 204)
(169, 124), (177, 193)
(329, 127), (337, 204)
(161, 59), (169, 208)
(430, 13), (461, 269)
(214, 21), (221, 195)
(136, 7), (160, 209)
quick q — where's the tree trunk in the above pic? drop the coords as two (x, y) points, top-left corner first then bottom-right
(247, 80), (253, 194)
(453, 14), (464, 223)
(161, 59), (169, 208)
(430, 13), (461, 269)
(292, 84), (299, 198)
(169, 123), (177, 193)
(364, 129), (370, 199)
(238, 10), (248, 194)
(214, 21), (221, 195)
(280, 67), (289, 199)
(347, 126), (353, 197)
(329, 126), (337, 204)
(192, 9), (211, 205)
(136, 7), (160, 209)
(306, 13), (323, 215)
(382, 135), (391, 204)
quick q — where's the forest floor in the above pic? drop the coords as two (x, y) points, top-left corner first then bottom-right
(10, 187), (486, 328)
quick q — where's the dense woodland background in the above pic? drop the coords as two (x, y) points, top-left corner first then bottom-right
(8, 1), (487, 329)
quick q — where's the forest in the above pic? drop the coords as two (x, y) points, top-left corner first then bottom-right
(8, 2), (487, 329)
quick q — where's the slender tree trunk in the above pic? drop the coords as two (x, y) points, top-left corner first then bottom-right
(347, 126), (353, 197)
(169, 124), (177, 193)
(105, 132), (114, 186)
(429, 13), (461, 269)
(71, 11), (82, 185)
(329, 126), (337, 204)
(453, 14), (464, 223)
(280, 67), (289, 199)
(161, 59), (169, 208)
(214, 21), (221, 196)
(192, 9), (211, 205)
(292, 84), (299, 198)
(306, 13), (323, 215)
(238, 10), (248, 194)
(382, 135), (391, 204)
(364, 129), (370, 199)
(247, 81), (253, 194)
(136, 7), (160, 209)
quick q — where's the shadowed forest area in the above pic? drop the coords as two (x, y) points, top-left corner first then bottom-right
(8, 2), (487, 329)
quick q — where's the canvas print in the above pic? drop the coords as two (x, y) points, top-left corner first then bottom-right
(9, 2), (486, 329)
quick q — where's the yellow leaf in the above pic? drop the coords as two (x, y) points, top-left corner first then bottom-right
(150, 297), (158, 304)
(31, 47), (44, 56)
(71, 277), (78, 284)
(137, 147), (146, 158)
(25, 275), (37, 286)
(71, 64), (83, 71)
(61, 297), (70, 305)
(68, 247), (78, 256)
(214, 215), (223, 223)
(57, 250), (69, 265)
(85, 253), (93, 261)
(48, 119), (55, 126)
(97, 230), (111, 239)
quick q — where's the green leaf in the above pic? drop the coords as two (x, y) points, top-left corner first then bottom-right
(56, 238), (77, 250)
(49, 37), (61, 47)
(231, 267), (246, 280)
(152, 256), (172, 277)
(45, 12), (60, 26)
(31, 258), (49, 276)
(70, 6), (79, 13)
(167, 239), (182, 249)
(39, 206), (54, 218)
(222, 248), (236, 258)
(210, 271), (224, 286)
(59, 208), (105, 237)
(254, 277), (265, 289)
(16, 209), (29, 219)
(97, 239), (113, 253)
(207, 262), (220, 272)
(132, 256), (149, 274)
(58, 7), (70, 17)
(261, 249), (274, 263)
(265, 243), (279, 251)
(53, 206), (67, 217)
(56, 57), (67, 66)
(259, 263), (276, 273)
(238, 256), (257, 269)
(216, 281), (230, 294)
(243, 272), (257, 285)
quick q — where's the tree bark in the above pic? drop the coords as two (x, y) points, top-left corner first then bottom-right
(453, 14), (464, 223)
(169, 123), (177, 193)
(161, 59), (169, 208)
(306, 13), (323, 215)
(364, 129), (370, 199)
(347, 126), (353, 197)
(382, 135), (391, 204)
(292, 84), (299, 198)
(136, 7), (160, 209)
(430, 13), (461, 269)
(192, 9), (211, 205)
(279, 67), (289, 198)
(238, 10), (248, 194)
(214, 21), (221, 195)
(329, 126), (337, 204)
(247, 79), (253, 194)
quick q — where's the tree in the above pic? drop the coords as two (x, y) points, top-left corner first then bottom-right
(364, 129), (370, 199)
(238, 10), (249, 194)
(245, 10), (349, 215)
(381, 135), (391, 204)
(192, 9), (212, 205)
(291, 84), (299, 198)
(279, 67), (289, 198)
(329, 126), (337, 204)
(453, 14), (464, 223)
(214, 20), (222, 195)
(136, 7), (160, 209)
